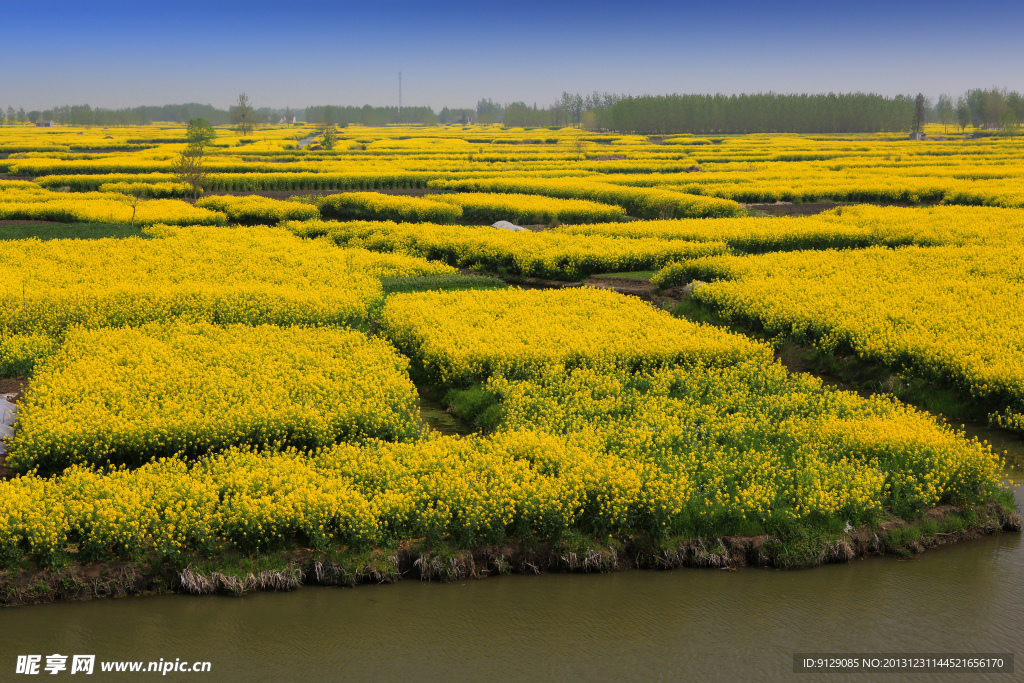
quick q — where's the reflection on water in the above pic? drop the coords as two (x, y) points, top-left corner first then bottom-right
(2, 488), (1021, 682)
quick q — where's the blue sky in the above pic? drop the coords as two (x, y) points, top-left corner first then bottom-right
(2, 0), (1021, 110)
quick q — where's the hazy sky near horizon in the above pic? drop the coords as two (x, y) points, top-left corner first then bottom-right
(2, 0), (1022, 111)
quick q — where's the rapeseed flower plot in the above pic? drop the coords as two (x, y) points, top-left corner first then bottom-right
(380, 287), (770, 387)
(0, 123), (1017, 572)
(0, 225), (454, 340)
(289, 219), (727, 280)
(557, 205), (1024, 251)
(5, 124), (1023, 207)
(428, 177), (742, 219)
(430, 192), (625, 224)
(490, 363), (1001, 530)
(194, 195), (319, 224)
(98, 181), (192, 198)
(0, 182), (226, 226)
(0, 448), (380, 566)
(315, 192), (463, 223)
(7, 321), (421, 474)
(652, 244), (1024, 430)
(0, 360), (1002, 568)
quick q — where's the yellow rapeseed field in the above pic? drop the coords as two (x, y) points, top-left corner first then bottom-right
(289, 219), (728, 280)
(0, 123), (1017, 571)
(0, 225), (453, 338)
(7, 322), (421, 475)
(380, 287), (771, 386)
(652, 244), (1024, 430)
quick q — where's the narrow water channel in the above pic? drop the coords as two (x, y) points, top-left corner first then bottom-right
(415, 394), (473, 436)
(3, 478), (1020, 682)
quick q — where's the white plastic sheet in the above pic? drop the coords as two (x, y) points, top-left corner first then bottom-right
(492, 220), (526, 232)
(0, 396), (16, 455)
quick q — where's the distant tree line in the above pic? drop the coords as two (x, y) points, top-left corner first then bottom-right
(503, 93), (618, 128)
(305, 105), (437, 126)
(1, 106), (27, 124)
(498, 88), (1024, 135)
(3, 87), (1021, 133)
(22, 104), (155, 126)
(930, 88), (1024, 133)
(0, 102), (303, 127)
(587, 93), (919, 134)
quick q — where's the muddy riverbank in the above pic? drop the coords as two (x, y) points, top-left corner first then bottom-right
(3, 499), (1018, 607)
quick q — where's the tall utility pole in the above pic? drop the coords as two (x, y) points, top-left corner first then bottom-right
(398, 72), (402, 117)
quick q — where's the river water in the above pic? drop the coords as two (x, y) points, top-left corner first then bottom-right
(3, 453), (1022, 681)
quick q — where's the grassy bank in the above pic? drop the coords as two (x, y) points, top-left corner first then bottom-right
(3, 501), (1018, 607)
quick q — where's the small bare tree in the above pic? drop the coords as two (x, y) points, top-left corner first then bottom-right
(232, 92), (256, 136)
(125, 186), (150, 229)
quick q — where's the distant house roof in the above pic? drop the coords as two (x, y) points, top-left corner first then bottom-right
(35, 120), (54, 127)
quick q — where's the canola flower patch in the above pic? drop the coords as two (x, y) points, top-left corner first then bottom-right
(620, 164), (1024, 209)
(37, 173), (182, 192)
(98, 181), (192, 198)
(313, 431), (594, 548)
(0, 226), (448, 338)
(0, 433), (593, 566)
(430, 192), (626, 224)
(194, 194), (320, 224)
(315, 192), (462, 223)
(487, 363), (1004, 530)
(289, 219), (727, 280)
(652, 244), (1024, 430)
(0, 365), (1004, 568)
(33, 170), (572, 193)
(0, 334), (58, 378)
(0, 124), (1018, 575)
(556, 205), (1024, 252)
(378, 273), (508, 294)
(380, 287), (769, 387)
(0, 182), (225, 226)
(198, 170), (578, 192)
(5, 125), (1024, 212)
(0, 449), (379, 566)
(6, 322), (421, 474)
(428, 177), (742, 219)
